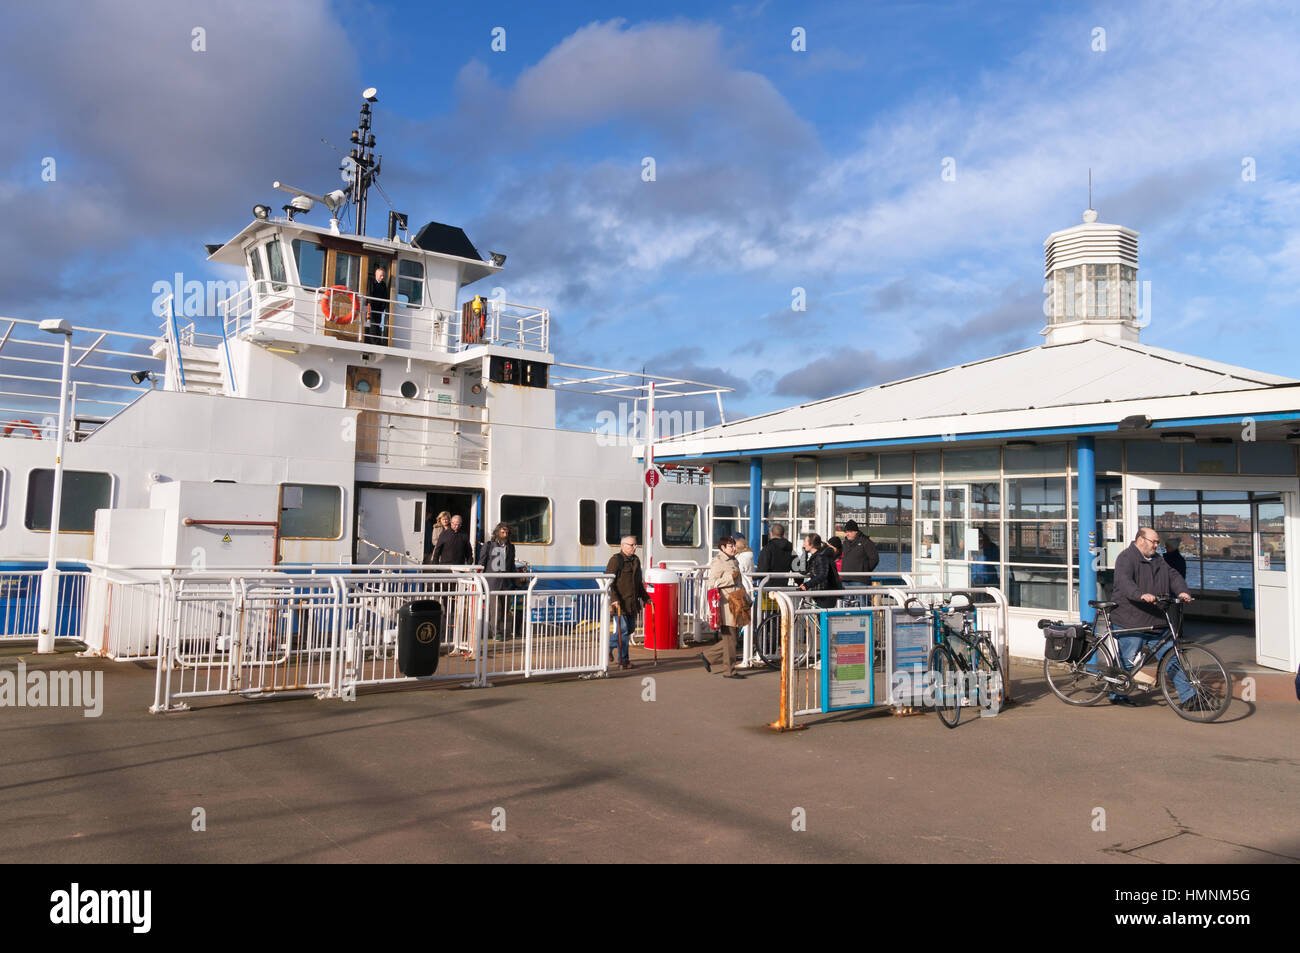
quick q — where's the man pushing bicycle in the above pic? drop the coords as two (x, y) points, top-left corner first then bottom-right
(1109, 528), (1193, 706)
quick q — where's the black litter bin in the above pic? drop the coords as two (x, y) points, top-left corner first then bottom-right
(398, 601), (443, 677)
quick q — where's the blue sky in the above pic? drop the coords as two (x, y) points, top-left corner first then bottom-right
(3, 0), (1299, 429)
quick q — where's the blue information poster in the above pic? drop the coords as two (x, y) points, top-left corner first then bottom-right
(819, 610), (875, 712)
(890, 615), (933, 706)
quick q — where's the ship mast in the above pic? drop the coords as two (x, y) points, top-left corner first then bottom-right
(348, 88), (381, 235)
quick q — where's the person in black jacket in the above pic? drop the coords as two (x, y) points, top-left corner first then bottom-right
(606, 536), (650, 670)
(1163, 536), (1187, 580)
(757, 523), (795, 586)
(477, 522), (519, 640)
(433, 514), (473, 565)
(1110, 528), (1193, 706)
(799, 534), (841, 609)
(839, 520), (879, 606)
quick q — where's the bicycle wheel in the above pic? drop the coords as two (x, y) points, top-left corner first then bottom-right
(754, 612), (783, 670)
(1042, 641), (1112, 706)
(1160, 643), (1231, 723)
(929, 643), (961, 729)
(972, 636), (1003, 710)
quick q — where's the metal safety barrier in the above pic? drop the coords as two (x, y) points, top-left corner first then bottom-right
(149, 569), (613, 712)
(0, 570), (88, 642)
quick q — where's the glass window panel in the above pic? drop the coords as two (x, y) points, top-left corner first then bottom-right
(249, 248), (265, 282)
(265, 240), (287, 291)
(1200, 502), (1251, 533)
(818, 456), (847, 481)
(1003, 442), (1067, 474)
(1007, 522), (1069, 564)
(764, 488), (791, 520)
(712, 462), (748, 484)
(796, 459), (816, 481)
(396, 258), (424, 306)
(1006, 477), (1067, 518)
(578, 499), (598, 546)
(1125, 440), (1180, 472)
(833, 487), (866, 527)
(661, 503), (699, 548)
(765, 460), (795, 484)
(1009, 566), (1069, 610)
(280, 484), (342, 538)
(942, 447), (999, 475)
(604, 500), (644, 545)
(1182, 443), (1237, 474)
(1239, 442), (1296, 474)
(25, 469), (112, 532)
(797, 490), (816, 519)
(919, 487), (942, 521)
(502, 494), (552, 544)
(879, 453), (912, 480)
(915, 451), (941, 479)
(334, 252), (362, 291)
(848, 454), (876, 480)
(970, 481), (1001, 519)
(1151, 502), (1199, 534)
(291, 240), (325, 289)
(1094, 440), (1122, 472)
(1201, 535), (1253, 589)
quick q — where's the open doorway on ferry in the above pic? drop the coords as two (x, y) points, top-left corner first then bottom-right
(1128, 477), (1297, 674)
(424, 489), (482, 562)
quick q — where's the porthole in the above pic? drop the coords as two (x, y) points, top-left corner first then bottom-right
(400, 380), (418, 399)
(301, 369), (322, 390)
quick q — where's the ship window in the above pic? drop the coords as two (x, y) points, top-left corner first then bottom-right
(397, 259), (424, 306)
(265, 240), (287, 291)
(501, 495), (551, 544)
(400, 380), (418, 399)
(25, 469), (113, 533)
(579, 499), (598, 546)
(301, 369), (322, 390)
(279, 484), (342, 539)
(248, 248), (265, 283)
(292, 239), (325, 289)
(605, 500), (643, 545)
(662, 503), (700, 548)
(334, 252), (362, 291)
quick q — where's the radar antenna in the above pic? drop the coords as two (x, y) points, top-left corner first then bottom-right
(348, 88), (382, 236)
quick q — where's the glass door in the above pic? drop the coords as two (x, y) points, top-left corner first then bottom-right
(1253, 496), (1290, 669)
(916, 485), (942, 585)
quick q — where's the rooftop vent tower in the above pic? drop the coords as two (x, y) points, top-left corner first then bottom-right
(1041, 207), (1141, 345)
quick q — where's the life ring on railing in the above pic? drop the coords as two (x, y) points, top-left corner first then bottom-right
(2, 420), (42, 439)
(320, 285), (359, 325)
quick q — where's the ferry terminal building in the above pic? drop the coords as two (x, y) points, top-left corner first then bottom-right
(651, 210), (1299, 672)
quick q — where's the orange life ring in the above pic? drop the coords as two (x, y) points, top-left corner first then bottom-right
(320, 285), (359, 325)
(2, 419), (41, 439)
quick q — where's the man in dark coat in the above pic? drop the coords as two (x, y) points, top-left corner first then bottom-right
(605, 535), (650, 670)
(757, 523), (795, 585)
(839, 520), (880, 606)
(433, 514), (473, 565)
(1110, 528), (1193, 706)
(1163, 536), (1188, 580)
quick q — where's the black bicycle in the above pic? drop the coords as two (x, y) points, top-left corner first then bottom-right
(906, 595), (1003, 729)
(1039, 597), (1231, 723)
(752, 592), (820, 670)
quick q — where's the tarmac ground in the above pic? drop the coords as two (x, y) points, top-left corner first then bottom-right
(1, 642), (1296, 864)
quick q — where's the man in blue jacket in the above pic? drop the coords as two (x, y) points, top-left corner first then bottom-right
(1110, 528), (1194, 707)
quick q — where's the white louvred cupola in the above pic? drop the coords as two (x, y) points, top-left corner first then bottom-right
(1041, 207), (1142, 345)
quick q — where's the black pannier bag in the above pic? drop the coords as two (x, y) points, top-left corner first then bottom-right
(1043, 624), (1088, 663)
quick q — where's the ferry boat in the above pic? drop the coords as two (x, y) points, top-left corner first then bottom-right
(0, 90), (721, 636)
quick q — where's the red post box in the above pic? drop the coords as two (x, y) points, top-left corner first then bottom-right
(643, 568), (680, 650)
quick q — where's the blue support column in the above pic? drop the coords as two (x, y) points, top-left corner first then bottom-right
(1077, 436), (1097, 623)
(748, 457), (763, 555)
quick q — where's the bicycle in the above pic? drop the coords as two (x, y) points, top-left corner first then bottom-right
(752, 588), (822, 670)
(1039, 597), (1231, 723)
(906, 594), (1003, 729)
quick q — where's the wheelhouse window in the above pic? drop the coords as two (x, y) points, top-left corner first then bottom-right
(578, 499), (598, 546)
(605, 500), (643, 545)
(396, 259), (424, 306)
(502, 495), (551, 544)
(265, 239), (288, 292)
(279, 484), (342, 539)
(25, 469), (112, 532)
(661, 503), (699, 548)
(248, 248), (265, 284)
(292, 239), (325, 289)
(334, 252), (362, 292)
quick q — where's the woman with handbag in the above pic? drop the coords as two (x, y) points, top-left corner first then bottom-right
(699, 536), (748, 679)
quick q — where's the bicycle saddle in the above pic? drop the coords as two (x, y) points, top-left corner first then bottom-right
(1088, 600), (1117, 610)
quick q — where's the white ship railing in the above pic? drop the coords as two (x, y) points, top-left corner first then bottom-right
(0, 570), (88, 642)
(0, 316), (164, 441)
(217, 280), (550, 356)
